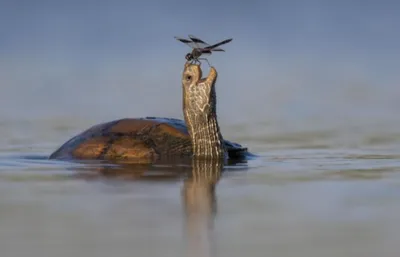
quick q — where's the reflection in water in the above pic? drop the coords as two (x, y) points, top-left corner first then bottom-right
(182, 158), (223, 257)
(58, 157), (240, 257)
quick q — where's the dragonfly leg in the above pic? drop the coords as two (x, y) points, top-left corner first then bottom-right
(186, 59), (196, 65)
(191, 58), (201, 65)
(198, 58), (211, 67)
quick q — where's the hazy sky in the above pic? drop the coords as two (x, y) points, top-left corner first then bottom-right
(0, 1), (399, 126)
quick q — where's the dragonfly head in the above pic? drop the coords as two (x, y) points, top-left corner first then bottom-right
(185, 53), (193, 61)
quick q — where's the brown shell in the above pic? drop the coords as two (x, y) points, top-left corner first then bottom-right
(49, 117), (248, 163)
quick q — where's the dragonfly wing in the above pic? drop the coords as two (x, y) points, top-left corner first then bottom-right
(204, 38), (233, 50)
(210, 48), (225, 52)
(174, 36), (198, 49)
(188, 35), (212, 49)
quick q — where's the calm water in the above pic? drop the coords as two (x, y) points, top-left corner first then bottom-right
(1, 111), (400, 257)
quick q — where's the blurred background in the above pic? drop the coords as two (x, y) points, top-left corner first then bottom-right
(1, 1), (400, 257)
(1, 0), (399, 128)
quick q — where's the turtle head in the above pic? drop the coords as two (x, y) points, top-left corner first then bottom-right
(182, 63), (218, 117)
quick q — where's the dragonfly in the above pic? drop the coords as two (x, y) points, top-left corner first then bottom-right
(174, 35), (233, 66)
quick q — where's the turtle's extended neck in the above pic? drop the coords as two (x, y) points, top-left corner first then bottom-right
(182, 65), (226, 159)
(184, 105), (225, 159)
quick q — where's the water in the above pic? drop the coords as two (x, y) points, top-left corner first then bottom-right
(1, 112), (400, 257)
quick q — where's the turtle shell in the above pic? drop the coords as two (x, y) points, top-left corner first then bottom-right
(49, 117), (248, 163)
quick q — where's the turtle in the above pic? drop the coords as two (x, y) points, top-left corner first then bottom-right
(49, 63), (251, 163)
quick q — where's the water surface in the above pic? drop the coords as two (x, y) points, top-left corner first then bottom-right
(1, 115), (400, 257)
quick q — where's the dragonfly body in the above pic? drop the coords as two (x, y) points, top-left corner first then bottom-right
(186, 48), (203, 62)
(175, 35), (232, 66)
